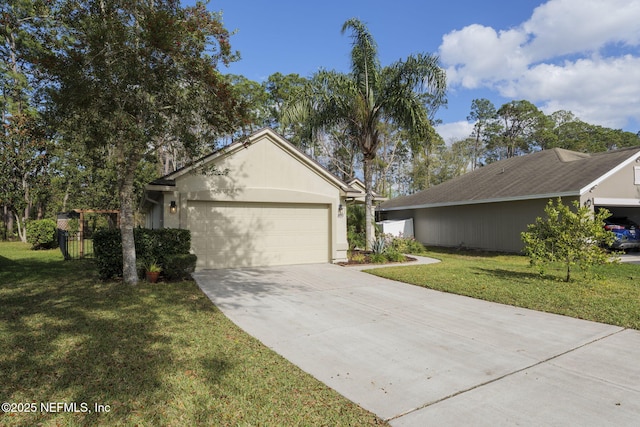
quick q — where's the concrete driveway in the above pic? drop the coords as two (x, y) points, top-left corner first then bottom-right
(619, 253), (640, 264)
(193, 262), (640, 426)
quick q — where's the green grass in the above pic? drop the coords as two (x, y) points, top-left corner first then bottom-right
(0, 242), (384, 426)
(368, 247), (640, 330)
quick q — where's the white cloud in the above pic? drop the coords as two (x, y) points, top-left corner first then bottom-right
(436, 121), (474, 144)
(525, 0), (640, 60)
(440, 24), (529, 88)
(508, 55), (640, 128)
(439, 0), (640, 130)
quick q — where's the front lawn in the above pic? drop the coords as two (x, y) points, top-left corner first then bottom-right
(367, 247), (640, 330)
(0, 242), (383, 426)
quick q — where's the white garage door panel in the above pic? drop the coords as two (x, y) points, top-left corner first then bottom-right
(188, 201), (330, 269)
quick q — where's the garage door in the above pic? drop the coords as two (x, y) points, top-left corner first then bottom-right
(188, 201), (330, 269)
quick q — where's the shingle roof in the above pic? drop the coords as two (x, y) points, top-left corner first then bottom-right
(380, 146), (640, 211)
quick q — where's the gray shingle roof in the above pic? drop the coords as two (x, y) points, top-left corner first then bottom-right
(380, 146), (640, 210)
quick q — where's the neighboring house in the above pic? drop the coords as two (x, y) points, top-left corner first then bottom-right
(378, 146), (640, 253)
(141, 128), (367, 270)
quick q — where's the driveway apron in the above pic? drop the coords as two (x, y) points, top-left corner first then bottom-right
(193, 263), (640, 426)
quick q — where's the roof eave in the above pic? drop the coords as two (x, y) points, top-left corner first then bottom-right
(379, 191), (580, 211)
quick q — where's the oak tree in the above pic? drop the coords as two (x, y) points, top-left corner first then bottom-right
(38, 0), (244, 284)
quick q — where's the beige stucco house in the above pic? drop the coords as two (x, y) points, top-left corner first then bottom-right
(142, 128), (367, 270)
(379, 146), (640, 253)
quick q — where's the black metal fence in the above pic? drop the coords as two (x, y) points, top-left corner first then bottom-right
(58, 230), (94, 260)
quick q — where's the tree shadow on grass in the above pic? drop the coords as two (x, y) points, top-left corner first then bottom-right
(472, 267), (561, 284)
(0, 254), (232, 426)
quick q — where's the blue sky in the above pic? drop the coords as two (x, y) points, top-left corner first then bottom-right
(195, 0), (640, 142)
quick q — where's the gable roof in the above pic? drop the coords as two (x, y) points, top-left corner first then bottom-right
(346, 178), (388, 202)
(147, 127), (363, 196)
(380, 146), (640, 211)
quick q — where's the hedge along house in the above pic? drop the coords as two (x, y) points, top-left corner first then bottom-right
(141, 128), (367, 270)
(378, 146), (640, 253)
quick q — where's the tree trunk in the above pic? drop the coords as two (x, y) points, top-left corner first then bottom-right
(120, 168), (138, 285)
(363, 154), (374, 251)
(14, 211), (26, 243)
(6, 207), (14, 241)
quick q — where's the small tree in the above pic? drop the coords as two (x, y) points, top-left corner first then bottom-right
(521, 198), (615, 282)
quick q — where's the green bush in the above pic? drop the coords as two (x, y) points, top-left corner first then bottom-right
(93, 229), (123, 280)
(26, 219), (58, 250)
(347, 229), (366, 250)
(93, 228), (193, 281)
(163, 254), (198, 281)
(370, 253), (387, 264)
(348, 251), (366, 263)
(385, 249), (406, 263)
(391, 237), (426, 254)
(347, 204), (366, 250)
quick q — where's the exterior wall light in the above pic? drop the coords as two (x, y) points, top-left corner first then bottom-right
(338, 204), (344, 215)
(169, 200), (177, 214)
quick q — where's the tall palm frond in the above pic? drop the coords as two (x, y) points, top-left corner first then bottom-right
(341, 18), (380, 94)
(283, 18), (447, 249)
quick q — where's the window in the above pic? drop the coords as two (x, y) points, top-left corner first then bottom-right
(635, 166), (640, 185)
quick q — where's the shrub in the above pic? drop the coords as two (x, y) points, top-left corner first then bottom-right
(347, 204), (366, 250)
(348, 251), (366, 263)
(347, 229), (366, 250)
(163, 254), (198, 281)
(369, 253), (387, 264)
(93, 229), (123, 280)
(391, 237), (426, 254)
(93, 228), (193, 281)
(26, 219), (58, 250)
(385, 249), (406, 263)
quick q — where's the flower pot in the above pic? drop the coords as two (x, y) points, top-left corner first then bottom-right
(146, 271), (160, 283)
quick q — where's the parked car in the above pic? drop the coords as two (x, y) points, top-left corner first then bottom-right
(604, 217), (640, 251)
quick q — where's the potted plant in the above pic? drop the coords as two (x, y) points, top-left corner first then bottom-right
(146, 261), (162, 283)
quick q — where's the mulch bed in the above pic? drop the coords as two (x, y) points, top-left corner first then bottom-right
(337, 250), (417, 266)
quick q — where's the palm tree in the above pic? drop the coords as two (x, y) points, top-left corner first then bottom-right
(286, 18), (446, 249)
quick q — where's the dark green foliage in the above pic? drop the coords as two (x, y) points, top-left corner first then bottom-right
(163, 254), (198, 281)
(93, 228), (192, 281)
(370, 253), (387, 264)
(384, 249), (406, 263)
(26, 219), (58, 250)
(93, 229), (123, 280)
(347, 204), (366, 250)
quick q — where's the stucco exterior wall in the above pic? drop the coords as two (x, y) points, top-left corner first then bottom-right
(587, 160), (640, 224)
(589, 161), (640, 203)
(383, 197), (580, 253)
(151, 133), (349, 263)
